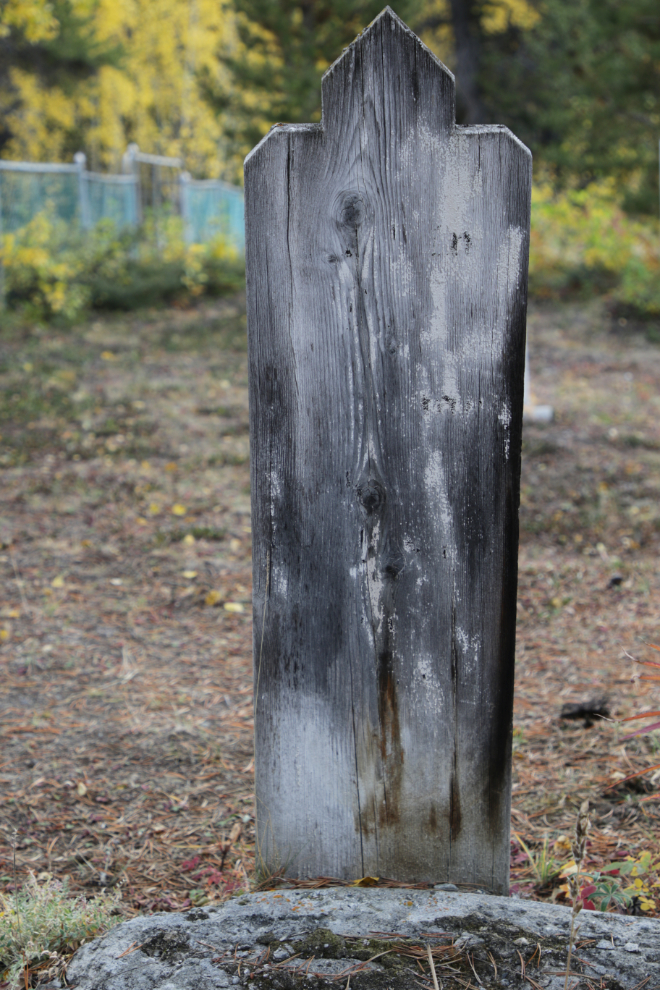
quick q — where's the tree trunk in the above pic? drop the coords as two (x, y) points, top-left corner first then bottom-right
(448, 0), (486, 124)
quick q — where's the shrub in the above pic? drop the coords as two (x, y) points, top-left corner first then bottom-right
(0, 212), (245, 322)
(529, 181), (660, 318)
(0, 871), (122, 988)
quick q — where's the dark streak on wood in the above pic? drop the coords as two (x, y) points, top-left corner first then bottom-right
(246, 6), (531, 892)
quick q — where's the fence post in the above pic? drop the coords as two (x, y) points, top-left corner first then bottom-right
(0, 173), (5, 311)
(179, 171), (191, 244)
(74, 152), (90, 230)
(123, 143), (142, 224)
(246, 7), (532, 892)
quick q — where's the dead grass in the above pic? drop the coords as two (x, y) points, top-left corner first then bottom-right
(0, 295), (659, 927)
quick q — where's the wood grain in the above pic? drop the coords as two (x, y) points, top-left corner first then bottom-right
(245, 6), (531, 892)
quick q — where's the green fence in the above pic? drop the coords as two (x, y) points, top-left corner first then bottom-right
(0, 161), (83, 232)
(180, 174), (245, 250)
(0, 150), (244, 250)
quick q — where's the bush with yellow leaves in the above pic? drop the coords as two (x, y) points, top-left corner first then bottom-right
(1, 213), (92, 321)
(0, 211), (244, 323)
(529, 181), (660, 320)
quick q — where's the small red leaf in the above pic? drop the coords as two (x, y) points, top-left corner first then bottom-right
(181, 855), (201, 871)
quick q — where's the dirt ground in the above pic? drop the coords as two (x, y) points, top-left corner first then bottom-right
(1, 295), (659, 923)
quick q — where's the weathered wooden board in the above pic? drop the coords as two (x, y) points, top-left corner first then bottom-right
(245, 6), (531, 893)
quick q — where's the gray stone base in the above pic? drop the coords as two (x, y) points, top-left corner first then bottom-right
(66, 888), (660, 990)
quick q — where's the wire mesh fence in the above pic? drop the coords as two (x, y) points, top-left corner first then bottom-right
(0, 148), (244, 250)
(0, 161), (82, 232)
(83, 174), (139, 230)
(180, 174), (245, 249)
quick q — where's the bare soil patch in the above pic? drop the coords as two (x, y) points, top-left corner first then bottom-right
(1, 296), (659, 923)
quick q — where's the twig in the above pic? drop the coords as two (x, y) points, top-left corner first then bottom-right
(116, 941), (143, 958)
(427, 944), (440, 990)
(564, 800), (590, 990)
(467, 952), (483, 986)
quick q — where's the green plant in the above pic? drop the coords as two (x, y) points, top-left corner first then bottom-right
(513, 833), (563, 886)
(0, 871), (122, 988)
(1, 211), (245, 323)
(559, 851), (660, 914)
(529, 182), (660, 319)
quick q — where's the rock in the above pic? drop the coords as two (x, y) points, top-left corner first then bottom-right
(66, 888), (660, 990)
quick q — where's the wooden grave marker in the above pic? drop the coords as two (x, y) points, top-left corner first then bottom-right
(245, 6), (531, 893)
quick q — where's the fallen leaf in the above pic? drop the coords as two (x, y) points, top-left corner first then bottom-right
(224, 602), (244, 613)
(148, 503), (161, 515)
(351, 876), (379, 887)
(101, 351), (117, 361)
(230, 822), (242, 843)
(182, 570), (197, 579)
(136, 517), (148, 525)
(181, 855), (201, 871)
(165, 462), (178, 472)
(77, 782), (88, 797)
(552, 835), (572, 855)
(51, 575), (65, 588)
(171, 504), (187, 516)
(0, 627), (10, 641)
(183, 534), (195, 545)
(205, 590), (222, 606)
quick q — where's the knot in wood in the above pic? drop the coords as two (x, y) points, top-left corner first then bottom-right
(357, 478), (385, 515)
(337, 191), (366, 229)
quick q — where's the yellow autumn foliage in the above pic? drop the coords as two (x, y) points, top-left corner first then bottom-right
(529, 180), (660, 315)
(0, 0), (58, 41)
(481, 0), (540, 33)
(418, 0), (539, 60)
(0, 210), (244, 320)
(1, 0), (542, 179)
(1, 0), (238, 178)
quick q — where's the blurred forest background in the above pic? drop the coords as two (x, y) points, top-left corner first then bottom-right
(0, 0), (659, 321)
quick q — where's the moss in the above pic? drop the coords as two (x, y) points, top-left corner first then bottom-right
(294, 928), (348, 959)
(140, 931), (190, 963)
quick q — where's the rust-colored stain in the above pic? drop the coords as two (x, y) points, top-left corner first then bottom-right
(449, 613), (462, 842)
(376, 649), (404, 827)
